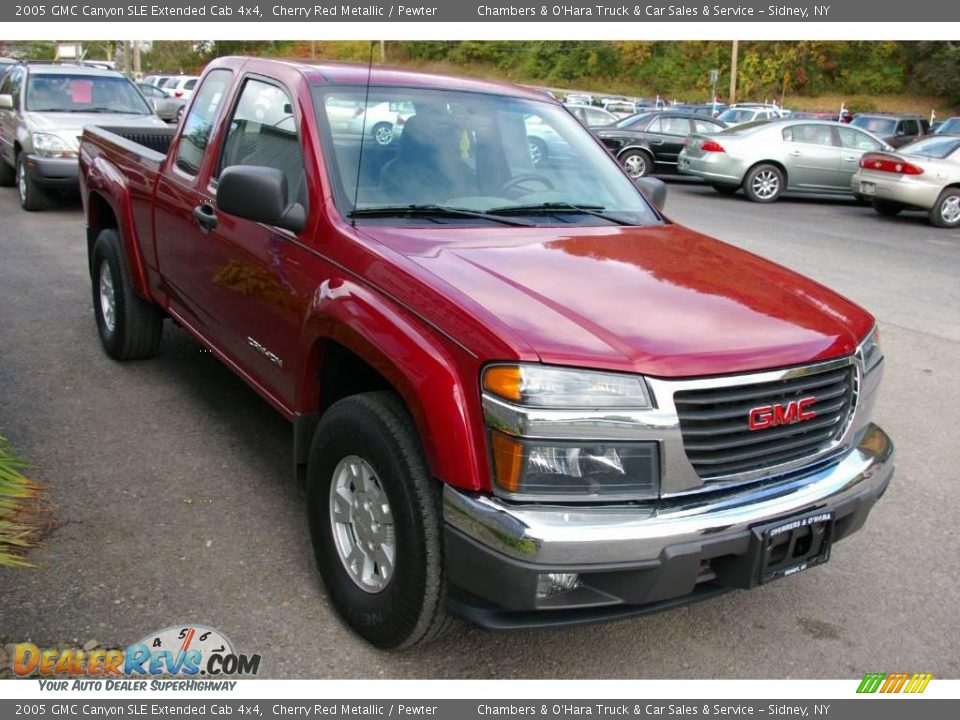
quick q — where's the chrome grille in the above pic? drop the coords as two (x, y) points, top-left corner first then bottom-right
(673, 365), (855, 479)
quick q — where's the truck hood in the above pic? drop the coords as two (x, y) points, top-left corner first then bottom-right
(361, 223), (874, 378)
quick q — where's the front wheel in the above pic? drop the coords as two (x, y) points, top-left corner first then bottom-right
(620, 149), (651, 179)
(307, 392), (451, 649)
(743, 163), (784, 203)
(929, 188), (960, 228)
(17, 154), (47, 211)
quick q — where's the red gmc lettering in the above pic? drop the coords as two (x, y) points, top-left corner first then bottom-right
(749, 397), (817, 431)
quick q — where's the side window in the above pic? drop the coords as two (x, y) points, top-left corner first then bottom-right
(8, 69), (24, 108)
(218, 78), (305, 210)
(693, 119), (720, 134)
(175, 69), (232, 175)
(788, 124), (835, 146)
(661, 117), (692, 136)
(185, 79), (198, 91)
(646, 117), (663, 133)
(838, 127), (882, 151)
(900, 119), (918, 136)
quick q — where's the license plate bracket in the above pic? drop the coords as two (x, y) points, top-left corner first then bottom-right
(861, 181), (877, 195)
(755, 509), (834, 584)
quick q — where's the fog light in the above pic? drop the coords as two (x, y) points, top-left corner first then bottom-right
(536, 572), (581, 599)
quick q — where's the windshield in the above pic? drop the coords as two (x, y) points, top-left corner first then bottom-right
(902, 136), (960, 159)
(717, 109), (758, 123)
(314, 86), (660, 227)
(851, 116), (896, 136)
(934, 118), (960, 135)
(26, 73), (151, 114)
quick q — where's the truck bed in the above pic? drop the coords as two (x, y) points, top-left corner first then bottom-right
(82, 125), (176, 163)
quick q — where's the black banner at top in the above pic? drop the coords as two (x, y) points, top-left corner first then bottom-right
(4, 1), (959, 23)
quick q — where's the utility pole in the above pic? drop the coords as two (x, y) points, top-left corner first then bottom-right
(133, 40), (141, 79)
(122, 41), (130, 76)
(729, 40), (739, 104)
(310, 40), (316, 60)
(379, 40), (386, 64)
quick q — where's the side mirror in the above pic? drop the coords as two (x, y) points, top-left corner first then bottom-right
(634, 176), (667, 211)
(216, 165), (305, 234)
(0, 94), (13, 110)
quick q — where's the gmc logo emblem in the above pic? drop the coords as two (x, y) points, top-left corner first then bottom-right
(748, 397), (817, 431)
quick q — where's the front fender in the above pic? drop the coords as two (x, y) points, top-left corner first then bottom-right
(297, 277), (488, 493)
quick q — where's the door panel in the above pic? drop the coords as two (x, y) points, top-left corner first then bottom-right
(783, 124), (843, 189)
(646, 116), (692, 167)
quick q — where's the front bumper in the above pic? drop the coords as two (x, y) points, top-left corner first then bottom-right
(444, 423), (893, 628)
(25, 154), (79, 188)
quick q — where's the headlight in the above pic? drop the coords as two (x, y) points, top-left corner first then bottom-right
(858, 326), (882, 374)
(489, 432), (658, 500)
(483, 364), (651, 409)
(482, 364), (658, 500)
(32, 132), (76, 158)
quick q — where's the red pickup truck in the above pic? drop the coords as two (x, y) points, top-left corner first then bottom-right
(79, 57), (893, 649)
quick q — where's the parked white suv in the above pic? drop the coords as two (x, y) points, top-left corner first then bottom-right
(160, 75), (200, 100)
(0, 63), (167, 210)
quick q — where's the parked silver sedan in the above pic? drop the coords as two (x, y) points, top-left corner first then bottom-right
(678, 120), (891, 202)
(136, 82), (186, 123)
(852, 135), (960, 229)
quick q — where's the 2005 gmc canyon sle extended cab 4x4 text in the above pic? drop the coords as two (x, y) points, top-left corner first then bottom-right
(79, 57), (893, 649)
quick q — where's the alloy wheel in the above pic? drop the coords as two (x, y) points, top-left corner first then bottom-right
(941, 195), (960, 226)
(751, 169), (780, 200)
(329, 455), (396, 594)
(623, 153), (647, 178)
(99, 260), (117, 334)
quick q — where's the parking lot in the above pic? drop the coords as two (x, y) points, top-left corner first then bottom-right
(0, 180), (958, 678)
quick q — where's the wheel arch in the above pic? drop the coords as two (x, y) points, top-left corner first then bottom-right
(744, 158), (789, 186)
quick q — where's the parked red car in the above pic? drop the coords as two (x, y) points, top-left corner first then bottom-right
(80, 57), (893, 648)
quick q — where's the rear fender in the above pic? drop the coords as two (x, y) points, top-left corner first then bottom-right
(297, 278), (486, 492)
(83, 154), (151, 299)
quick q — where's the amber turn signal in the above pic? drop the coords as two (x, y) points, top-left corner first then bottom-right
(482, 365), (523, 402)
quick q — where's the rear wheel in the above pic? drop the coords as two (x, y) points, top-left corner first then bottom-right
(743, 163), (784, 203)
(371, 122), (394, 146)
(17, 154), (47, 211)
(91, 229), (164, 360)
(929, 188), (960, 228)
(307, 392), (451, 649)
(873, 200), (903, 217)
(620, 149), (651, 179)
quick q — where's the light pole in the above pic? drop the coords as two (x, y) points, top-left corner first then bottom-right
(729, 40), (739, 104)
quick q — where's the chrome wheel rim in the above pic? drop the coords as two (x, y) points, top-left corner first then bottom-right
(751, 169), (781, 200)
(374, 125), (393, 146)
(528, 139), (543, 165)
(623, 153), (647, 178)
(329, 455), (395, 594)
(17, 159), (26, 203)
(99, 260), (116, 333)
(941, 195), (960, 225)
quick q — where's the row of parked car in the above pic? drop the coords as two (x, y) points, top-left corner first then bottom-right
(579, 105), (959, 229)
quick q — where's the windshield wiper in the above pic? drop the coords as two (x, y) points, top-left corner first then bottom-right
(487, 202), (634, 226)
(349, 204), (532, 227)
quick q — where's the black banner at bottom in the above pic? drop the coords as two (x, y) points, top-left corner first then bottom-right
(0, 699), (955, 720)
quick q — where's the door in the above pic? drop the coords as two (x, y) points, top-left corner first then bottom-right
(0, 67), (23, 167)
(644, 115), (692, 168)
(836, 126), (885, 185)
(194, 76), (313, 405)
(782, 123), (842, 190)
(153, 68), (235, 329)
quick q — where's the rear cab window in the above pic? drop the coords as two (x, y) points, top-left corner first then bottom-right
(175, 69), (233, 175)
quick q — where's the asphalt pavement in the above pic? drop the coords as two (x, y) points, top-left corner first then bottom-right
(0, 181), (958, 679)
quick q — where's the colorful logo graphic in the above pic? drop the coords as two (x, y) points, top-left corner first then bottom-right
(11, 624), (261, 678)
(857, 672), (933, 694)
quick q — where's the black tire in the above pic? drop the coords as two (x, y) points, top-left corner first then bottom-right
(527, 136), (548, 166)
(0, 157), (14, 187)
(928, 187), (960, 229)
(307, 392), (452, 649)
(712, 184), (738, 196)
(619, 148), (652, 179)
(873, 200), (903, 217)
(91, 229), (164, 360)
(371, 122), (394, 146)
(17, 153), (47, 211)
(743, 163), (785, 203)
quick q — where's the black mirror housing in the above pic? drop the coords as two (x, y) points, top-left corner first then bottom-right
(634, 176), (668, 211)
(217, 165), (295, 229)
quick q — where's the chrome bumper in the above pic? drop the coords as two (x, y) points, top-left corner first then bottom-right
(444, 423), (893, 566)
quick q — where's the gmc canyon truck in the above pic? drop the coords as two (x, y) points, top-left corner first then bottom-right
(79, 57), (893, 649)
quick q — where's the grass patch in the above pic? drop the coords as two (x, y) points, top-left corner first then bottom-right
(0, 435), (46, 568)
